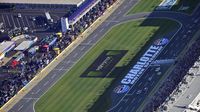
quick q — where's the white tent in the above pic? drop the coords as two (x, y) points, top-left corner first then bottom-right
(14, 41), (34, 51)
(0, 41), (15, 60)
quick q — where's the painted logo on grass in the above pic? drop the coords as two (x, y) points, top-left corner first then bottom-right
(154, 38), (169, 46)
(114, 85), (130, 94)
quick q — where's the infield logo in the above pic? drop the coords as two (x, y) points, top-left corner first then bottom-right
(114, 85), (130, 94)
(154, 38), (169, 46)
(114, 38), (169, 94)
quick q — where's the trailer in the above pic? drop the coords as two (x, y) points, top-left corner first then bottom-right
(45, 12), (53, 23)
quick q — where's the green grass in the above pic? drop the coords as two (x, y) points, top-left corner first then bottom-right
(35, 19), (179, 112)
(127, 0), (200, 15)
(106, 50), (121, 56)
(127, 0), (162, 14)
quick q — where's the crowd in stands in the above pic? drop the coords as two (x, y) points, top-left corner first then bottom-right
(0, 0), (117, 107)
(67, 0), (116, 37)
(143, 37), (200, 112)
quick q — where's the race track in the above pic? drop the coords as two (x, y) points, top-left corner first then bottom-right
(8, 0), (200, 112)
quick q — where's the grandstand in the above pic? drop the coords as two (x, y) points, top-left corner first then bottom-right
(68, 0), (101, 25)
(61, 0), (109, 32)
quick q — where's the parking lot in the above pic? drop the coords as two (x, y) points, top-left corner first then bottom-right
(0, 11), (63, 33)
(1, 13), (40, 29)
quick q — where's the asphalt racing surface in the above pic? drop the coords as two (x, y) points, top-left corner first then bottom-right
(9, 0), (200, 112)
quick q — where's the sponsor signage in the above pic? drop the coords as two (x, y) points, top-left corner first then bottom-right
(114, 85), (130, 94)
(151, 59), (175, 65)
(81, 50), (127, 78)
(157, 0), (177, 10)
(114, 38), (169, 94)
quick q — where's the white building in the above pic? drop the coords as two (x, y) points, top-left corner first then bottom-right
(14, 40), (35, 51)
(61, 17), (70, 33)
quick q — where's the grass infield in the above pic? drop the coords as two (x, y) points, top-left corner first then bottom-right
(35, 19), (178, 112)
(127, 0), (200, 15)
(127, 0), (162, 14)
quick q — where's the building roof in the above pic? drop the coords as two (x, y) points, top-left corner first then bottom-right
(0, 0), (85, 6)
(188, 92), (200, 110)
(0, 41), (15, 54)
(68, 0), (98, 21)
(14, 40), (34, 51)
